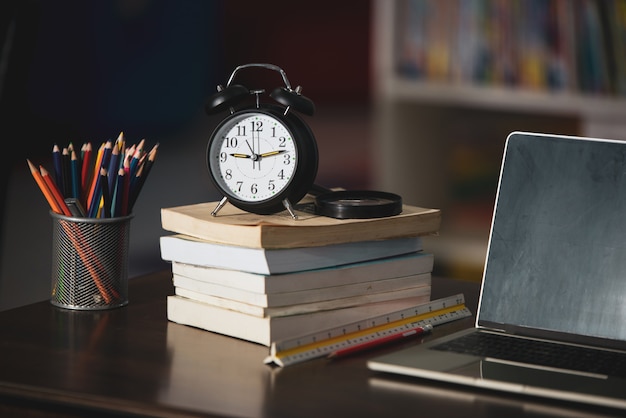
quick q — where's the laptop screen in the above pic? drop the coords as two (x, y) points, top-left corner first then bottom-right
(478, 132), (626, 345)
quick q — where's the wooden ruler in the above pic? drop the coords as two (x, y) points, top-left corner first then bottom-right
(264, 293), (471, 367)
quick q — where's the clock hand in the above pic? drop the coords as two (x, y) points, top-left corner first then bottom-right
(260, 150), (288, 157)
(245, 140), (255, 155)
(229, 153), (252, 158)
(245, 140), (261, 169)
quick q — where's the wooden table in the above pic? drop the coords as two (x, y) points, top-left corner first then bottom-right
(0, 270), (620, 417)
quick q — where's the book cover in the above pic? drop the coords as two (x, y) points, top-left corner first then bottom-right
(167, 294), (434, 346)
(170, 252), (434, 294)
(172, 272), (431, 311)
(160, 234), (424, 275)
(160, 200), (440, 249)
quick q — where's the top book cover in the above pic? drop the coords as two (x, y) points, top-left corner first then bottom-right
(161, 198), (441, 249)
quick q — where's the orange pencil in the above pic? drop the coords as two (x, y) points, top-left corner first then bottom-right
(40, 165), (72, 217)
(30, 162), (114, 303)
(86, 142), (105, 211)
(27, 159), (63, 214)
(60, 222), (114, 303)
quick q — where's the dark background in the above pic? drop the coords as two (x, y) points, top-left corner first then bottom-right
(0, 0), (373, 310)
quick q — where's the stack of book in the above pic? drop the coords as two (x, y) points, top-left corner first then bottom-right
(159, 199), (441, 346)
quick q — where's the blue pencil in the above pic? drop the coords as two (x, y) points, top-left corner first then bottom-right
(99, 140), (113, 176)
(129, 142), (158, 211)
(100, 168), (111, 218)
(87, 170), (103, 218)
(52, 144), (64, 196)
(108, 132), (124, 194)
(128, 138), (145, 178)
(112, 167), (125, 217)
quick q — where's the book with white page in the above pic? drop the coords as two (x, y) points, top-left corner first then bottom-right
(160, 234), (423, 275)
(170, 252), (434, 294)
(172, 272), (431, 308)
(167, 293), (434, 346)
(174, 284), (431, 318)
(160, 200), (441, 249)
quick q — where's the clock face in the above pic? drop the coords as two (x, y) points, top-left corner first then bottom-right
(208, 111), (298, 203)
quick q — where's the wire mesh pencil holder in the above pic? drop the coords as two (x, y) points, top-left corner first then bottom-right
(50, 212), (133, 310)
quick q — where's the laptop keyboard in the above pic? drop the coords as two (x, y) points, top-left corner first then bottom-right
(431, 331), (626, 378)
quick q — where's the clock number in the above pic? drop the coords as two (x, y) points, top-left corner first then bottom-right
(252, 121), (263, 132)
(268, 179), (275, 191)
(236, 181), (243, 192)
(225, 169), (233, 180)
(220, 152), (227, 163)
(225, 136), (238, 148)
(251, 183), (258, 194)
(279, 137), (286, 147)
(283, 154), (292, 165)
(277, 169), (285, 180)
(236, 126), (246, 136)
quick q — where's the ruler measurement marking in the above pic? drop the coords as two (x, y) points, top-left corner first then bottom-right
(276, 294), (464, 352)
(267, 294), (471, 366)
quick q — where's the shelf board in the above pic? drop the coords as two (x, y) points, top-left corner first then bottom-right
(378, 77), (626, 121)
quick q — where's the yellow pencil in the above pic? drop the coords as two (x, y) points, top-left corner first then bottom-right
(86, 142), (105, 212)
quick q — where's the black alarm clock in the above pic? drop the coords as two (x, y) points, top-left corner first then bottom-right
(205, 63), (318, 219)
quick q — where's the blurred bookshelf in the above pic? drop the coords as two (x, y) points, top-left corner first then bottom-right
(371, 0), (626, 281)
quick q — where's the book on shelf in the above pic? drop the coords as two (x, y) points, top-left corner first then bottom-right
(160, 234), (424, 275)
(172, 272), (431, 316)
(160, 200), (441, 249)
(170, 252), (435, 294)
(167, 293), (433, 346)
(394, 0), (625, 96)
(608, 0), (626, 95)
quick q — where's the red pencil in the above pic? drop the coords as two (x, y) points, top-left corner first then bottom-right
(80, 142), (93, 203)
(327, 324), (433, 359)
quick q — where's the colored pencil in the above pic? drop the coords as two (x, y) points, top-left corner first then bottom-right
(62, 147), (72, 200)
(99, 167), (111, 218)
(70, 149), (81, 199)
(86, 142), (105, 212)
(108, 133), (123, 193)
(129, 139), (144, 177)
(52, 144), (64, 196)
(327, 324), (432, 359)
(27, 159), (63, 215)
(129, 142), (158, 211)
(35, 136), (157, 218)
(80, 142), (93, 203)
(87, 163), (106, 218)
(59, 221), (115, 303)
(40, 165), (72, 217)
(112, 167), (126, 218)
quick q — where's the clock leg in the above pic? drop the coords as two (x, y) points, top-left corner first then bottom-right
(211, 196), (228, 216)
(282, 199), (298, 220)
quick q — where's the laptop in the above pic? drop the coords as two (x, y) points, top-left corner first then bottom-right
(368, 131), (626, 410)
